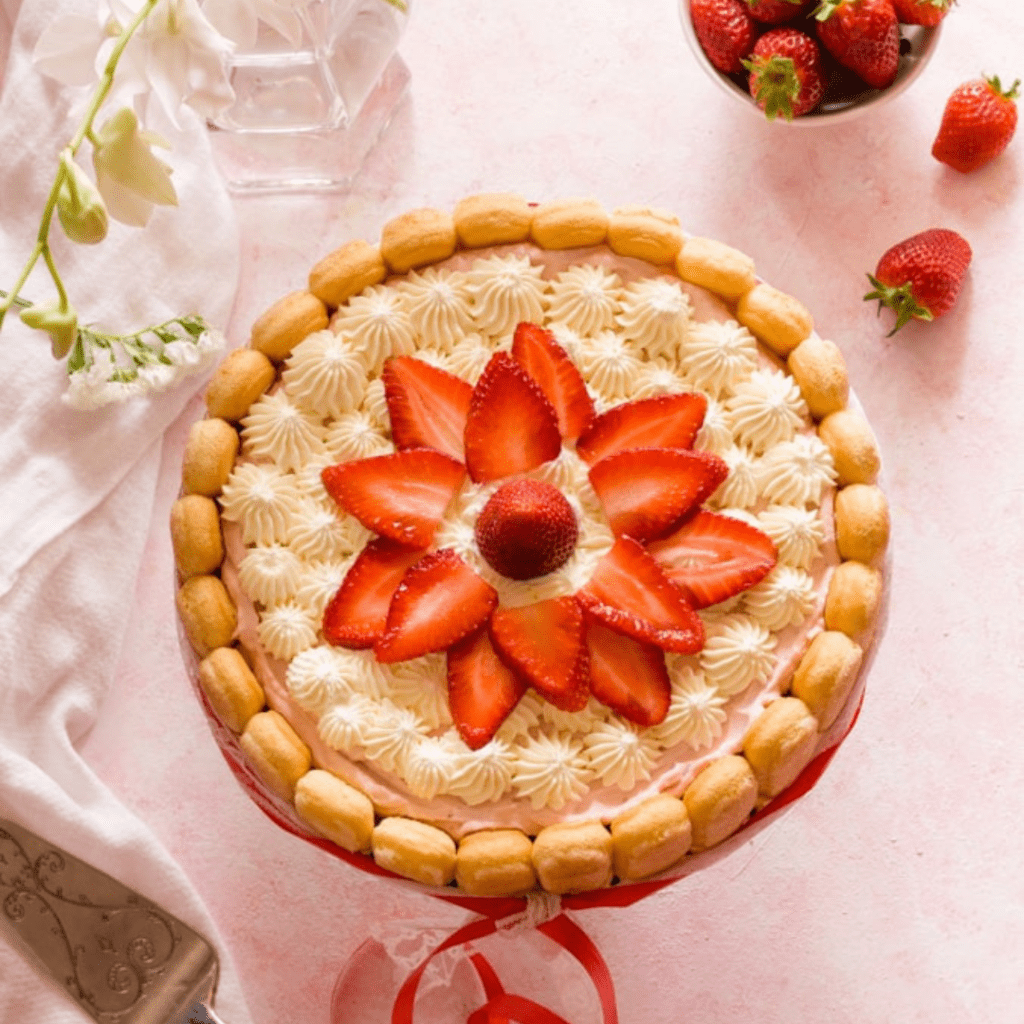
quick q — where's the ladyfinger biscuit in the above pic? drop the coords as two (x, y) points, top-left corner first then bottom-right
(309, 239), (387, 309)
(529, 198), (609, 250)
(453, 193), (533, 248)
(818, 409), (881, 486)
(372, 817), (457, 887)
(182, 418), (239, 497)
(176, 575), (237, 658)
(675, 236), (757, 300)
(455, 829), (536, 897)
(791, 630), (863, 731)
(197, 646), (265, 733)
(250, 290), (329, 362)
(240, 710), (312, 803)
(736, 282), (814, 357)
(683, 755), (758, 851)
(610, 794), (691, 882)
(294, 769), (375, 854)
(607, 206), (683, 265)
(824, 560), (883, 639)
(743, 697), (819, 799)
(205, 348), (276, 423)
(787, 335), (850, 419)
(835, 484), (890, 564)
(380, 208), (457, 274)
(531, 820), (613, 895)
(170, 495), (224, 579)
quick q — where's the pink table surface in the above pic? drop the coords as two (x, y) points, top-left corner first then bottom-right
(72, 0), (1024, 1021)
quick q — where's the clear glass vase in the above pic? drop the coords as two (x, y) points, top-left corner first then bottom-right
(208, 0), (411, 192)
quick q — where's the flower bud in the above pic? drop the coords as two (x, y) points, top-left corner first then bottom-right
(56, 151), (108, 244)
(21, 300), (79, 359)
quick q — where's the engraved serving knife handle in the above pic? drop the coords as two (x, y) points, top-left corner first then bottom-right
(0, 817), (224, 1024)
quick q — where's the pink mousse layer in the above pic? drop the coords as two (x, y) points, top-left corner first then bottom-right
(217, 242), (842, 841)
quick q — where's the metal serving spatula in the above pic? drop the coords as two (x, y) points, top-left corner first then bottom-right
(0, 817), (226, 1024)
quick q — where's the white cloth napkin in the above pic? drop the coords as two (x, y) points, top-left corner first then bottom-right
(0, 1), (251, 1020)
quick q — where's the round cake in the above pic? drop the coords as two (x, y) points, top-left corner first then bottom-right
(173, 195), (888, 897)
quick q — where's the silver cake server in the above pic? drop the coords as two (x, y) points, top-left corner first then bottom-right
(0, 816), (226, 1024)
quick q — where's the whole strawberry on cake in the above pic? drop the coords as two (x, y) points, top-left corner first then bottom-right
(174, 196), (889, 896)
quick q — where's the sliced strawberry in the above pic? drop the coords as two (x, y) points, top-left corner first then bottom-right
(588, 447), (728, 543)
(322, 539), (425, 649)
(322, 449), (465, 549)
(576, 393), (708, 465)
(374, 549), (498, 663)
(586, 616), (671, 727)
(447, 626), (528, 750)
(577, 536), (705, 654)
(647, 510), (777, 608)
(489, 597), (590, 712)
(511, 322), (595, 441)
(382, 356), (473, 461)
(463, 351), (562, 483)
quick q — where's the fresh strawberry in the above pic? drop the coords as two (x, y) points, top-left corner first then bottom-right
(586, 617), (671, 727)
(814, 0), (900, 90)
(382, 356), (473, 461)
(322, 449), (465, 549)
(447, 625), (528, 750)
(578, 536), (705, 654)
(647, 510), (777, 608)
(463, 352), (562, 483)
(490, 597), (590, 712)
(890, 0), (953, 26)
(691, 0), (758, 75)
(744, 0), (812, 25)
(743, 28), (826, 120)
(588, 447), (728, 543)
(931, 75), (1020, 174)
(863, 228), (972, 335)
(322, 539), (425, 649)
(374, 549), (498, 663)
(475, 479), (578, 581)
(576, 393), (707, 466)
(511, 322), (595, 442)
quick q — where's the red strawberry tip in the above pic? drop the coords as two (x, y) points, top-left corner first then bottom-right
(863, 273), (934, 336)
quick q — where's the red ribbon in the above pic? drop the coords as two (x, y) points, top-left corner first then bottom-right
(201, 680), (863, 1024)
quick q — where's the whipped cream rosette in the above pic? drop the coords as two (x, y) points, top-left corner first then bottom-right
(175, 197), (888, 915)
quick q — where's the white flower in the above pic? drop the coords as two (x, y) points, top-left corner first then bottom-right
(33, 9), (112, 87)
(104, 0), (235, 125)
(92, 107), (177, 227)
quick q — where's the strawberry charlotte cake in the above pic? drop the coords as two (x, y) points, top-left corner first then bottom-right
(173, 196), (888, 897)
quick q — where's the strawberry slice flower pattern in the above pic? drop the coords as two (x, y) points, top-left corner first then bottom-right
(320, 322), (779, 750)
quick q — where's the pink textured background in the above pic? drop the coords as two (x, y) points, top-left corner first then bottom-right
(78, 1), (1023, 1021)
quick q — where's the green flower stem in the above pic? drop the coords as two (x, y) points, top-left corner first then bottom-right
(0, 0), (159, 328)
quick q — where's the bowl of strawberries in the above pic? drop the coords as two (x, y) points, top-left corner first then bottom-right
(680, 0), (946, 123)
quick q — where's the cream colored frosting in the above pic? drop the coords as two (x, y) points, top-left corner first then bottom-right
(317, 694), (378, 751)
(650, 662), (727, 751)
(281, 329), (367, 419)
(726, 368), (809, 454)
(237, 545), (303, 606)
(510, 729), (593, 811)
(257, 601), (318, 661)
(219, 462), (301, 546)
(360, 377), (390, 432)
(325, 410), (395, 463)
(287, 500), (361, 563)
(583, 719), (659, 791)
(400, 732), (466, 800)
(700, 613), (777, 698)
(631, 358), (692, 399)
(743, 565), (816, 631)
(395, 266), (475, 351)
(616, 276), (692, 361)
(466, 254), (548, 337)
(360, 701), (429, 773)
(332, 285), (417, 373)
(758, 504), (825, 569)
(379, 654), (453, 731)
(287, 644), (381, 713)
(545, 263), (622, 335)
(443, 332), (500, 383)
(240, 391), (326, 473)
(679, 319), (758, 398)
(693, 395), (733, 455)
(446, 737), (515, 805)
(574, 329), (644, 402)
(294, 559), (352, 620)
(708, 444), (762, 510)
(760, 434), (837, 507)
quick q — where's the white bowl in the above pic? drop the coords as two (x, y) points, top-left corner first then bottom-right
(678, 0), (941, 126)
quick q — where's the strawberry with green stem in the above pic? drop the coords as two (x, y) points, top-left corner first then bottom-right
(743, 28), (826, 120)
(890, 0), (954, 26)
(932, 75), (1020, 174)
(814, 0), (900, 90)
(863, 228), (972, 336)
